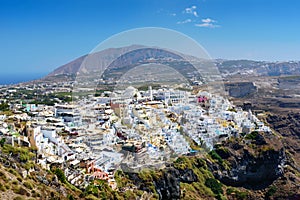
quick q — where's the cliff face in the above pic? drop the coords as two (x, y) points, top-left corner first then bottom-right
(208, 132), (286, 190)
(225, 82), (257, 98)
(127, 167), (198, 200)
(267, 113), (300, 139)
(154, 168), (198, 200)
(266, 112), (300, 177)
(210, 148), (285, 189)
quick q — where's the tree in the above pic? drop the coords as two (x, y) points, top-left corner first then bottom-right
(0, 138), (6, 147)
(53, 168), (67, 184)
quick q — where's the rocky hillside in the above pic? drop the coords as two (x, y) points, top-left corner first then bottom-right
(266, 112), (300, 178)
(216, 60), (300, 77)
(0, 144), (82, 200)
(2, 134), (297, 200)
(206, 129), (300, 199)
(208, 131), (285, 188)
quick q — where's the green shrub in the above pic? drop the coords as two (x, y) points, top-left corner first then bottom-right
(114, 170), (131, 188)
(19, 148), (35, 162)
(215, 147), (230, 159)
(9, 168), (19, 176)
(138, 169), (153, 181)
(31, 190), (41, 198)
(245, 131), (259, 140)
(5, 183), (10, 189)
(0, 170), (8, 181)
(0, 183), (6, 192)
(226, 188), (234, 195)
(67, 194), (75, 200)
(173, 156), (193, 170)
(235, 191), (248, 200)
(53, 168), (67, 184)
(265, 186), (277, 199)
(226, 187), (248, 200)
(152, 193), (159, 199)
(17, 176), (22, 182)
(84, 184), (99, 197)
(194, 158), (207, 168)
(85, 194), (98, 200)
(23, 181), (33, 190)
(205, 178), (223, 195)
(209, 150), (223, 164)
(0, 138), (6, 147)
(12, 185), (29, 196)
(227, 108), (237, 112)
(124, 189), (136, 199)
(24, 161), (35, 170)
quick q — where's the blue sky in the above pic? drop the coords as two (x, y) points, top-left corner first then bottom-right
(0, 0), (300, 76)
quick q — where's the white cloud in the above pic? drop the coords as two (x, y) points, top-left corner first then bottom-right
(201, 18), (215, 23)
(195, 18), (220, 28)
(177, 19), (192, 24)
(170, 13), (176, 16)
(193, 11), (198, 17)
(183, 5), (198, 17)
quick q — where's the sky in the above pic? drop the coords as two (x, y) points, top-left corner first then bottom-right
(0, 0), (300, 77)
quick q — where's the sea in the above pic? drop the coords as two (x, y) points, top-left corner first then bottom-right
(0, 73), (47, 85)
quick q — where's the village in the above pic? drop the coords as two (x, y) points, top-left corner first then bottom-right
(0, 82), (272, 190)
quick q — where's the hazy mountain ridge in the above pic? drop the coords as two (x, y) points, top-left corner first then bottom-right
(216, 60), (300, 77)
(44, 46), (300, 79)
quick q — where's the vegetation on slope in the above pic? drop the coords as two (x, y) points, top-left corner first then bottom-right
(0, 137), (297, 200)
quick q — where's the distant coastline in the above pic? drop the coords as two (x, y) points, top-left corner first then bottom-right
(0, 72), (47, 85)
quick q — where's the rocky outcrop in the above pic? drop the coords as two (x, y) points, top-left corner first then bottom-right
(213, 149), (285, 189)
(208, 134), (286, 190)
(266, 113), (300, 174)
(154, 168), (197, 200)
(225, 82), (257, 98)
(127, 167), (198, 200)
(267, 113), (300, 138)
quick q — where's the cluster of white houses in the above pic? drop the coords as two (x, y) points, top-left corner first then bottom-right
(0, 86), (272, 189)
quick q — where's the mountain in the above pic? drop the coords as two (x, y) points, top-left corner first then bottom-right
(44, 45), (300, 80)
(47, 45), (146, 77)
(215, 60), (300, 77)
